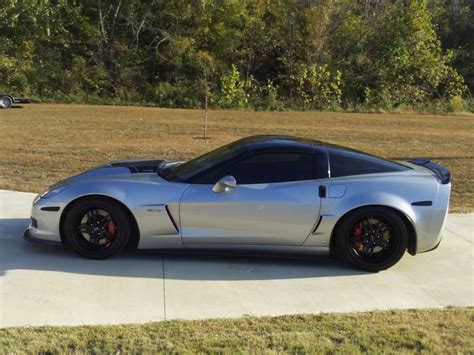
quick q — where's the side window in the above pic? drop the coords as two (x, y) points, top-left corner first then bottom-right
(217, 152), (316, 184)
(328, 149), (408, 178)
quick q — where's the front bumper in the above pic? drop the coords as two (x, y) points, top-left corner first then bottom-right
(23, 228), (62, 246)
(27, 196), (65, 243)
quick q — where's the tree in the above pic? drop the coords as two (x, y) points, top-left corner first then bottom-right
(0, 0), (470, 111)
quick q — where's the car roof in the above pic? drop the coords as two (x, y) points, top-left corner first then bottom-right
(235, 135), (327, 153)
(235, 135), (402, 161)
(236, 135), (389, 155)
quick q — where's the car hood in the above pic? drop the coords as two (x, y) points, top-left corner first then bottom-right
(49, 159), (181, 189)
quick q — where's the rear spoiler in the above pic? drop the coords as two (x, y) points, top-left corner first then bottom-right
(408, 158), (451, 184)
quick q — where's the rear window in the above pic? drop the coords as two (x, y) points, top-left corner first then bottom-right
(328, 148), (408, 178)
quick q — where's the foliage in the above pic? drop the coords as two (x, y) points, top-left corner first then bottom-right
(290, 64), (342, 109)
(368, 1), (466, 105)
(448, 95), (466, 112)
(215, 64), (248, 108)
(0, 0), (472, 111)
(432, 0), (474, 98)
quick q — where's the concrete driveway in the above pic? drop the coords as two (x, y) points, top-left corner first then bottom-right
(0, 189), (472, 327)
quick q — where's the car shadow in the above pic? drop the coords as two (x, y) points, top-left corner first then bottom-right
(0, 218), (369, 280)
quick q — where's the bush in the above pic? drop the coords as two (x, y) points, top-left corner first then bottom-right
(289, 64), (342, 110)
(154, 80), (202, 109)
(448, 96), (465, 112)
(215, 65), (249, 109)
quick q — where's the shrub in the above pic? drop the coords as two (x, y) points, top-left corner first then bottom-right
(289, 64), (342, 110)
(448, 96), (465, 112)
(215, 65), (249, 109)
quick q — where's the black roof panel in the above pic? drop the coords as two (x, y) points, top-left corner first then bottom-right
(233, 135), (380, 156)
(235, 135), (406, 168)
(234, 135), (320, 153)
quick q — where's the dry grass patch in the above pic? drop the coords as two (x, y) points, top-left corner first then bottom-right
(0, 308), (472, 353)
(0, 104), (473, 212)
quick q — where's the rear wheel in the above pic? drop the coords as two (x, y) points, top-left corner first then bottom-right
(335, 207), (408, 272)
(0, 96), (13, 109)
(63, 197), (132, 259)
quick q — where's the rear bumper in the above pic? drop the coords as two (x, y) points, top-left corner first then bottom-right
(406, 159), (451, 253)
(425, 238), (442, 252)
(414, 181), (451, 253)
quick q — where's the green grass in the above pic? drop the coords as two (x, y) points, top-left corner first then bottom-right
(1, 308), (472, 354)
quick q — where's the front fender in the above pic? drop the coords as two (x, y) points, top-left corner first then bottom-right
(50, 178), (188, 248)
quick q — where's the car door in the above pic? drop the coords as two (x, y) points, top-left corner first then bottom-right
(179, 151), (323, 246)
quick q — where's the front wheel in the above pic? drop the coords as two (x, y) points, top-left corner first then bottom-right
(334, 207), (408, 272)
(63, 197), (132, 259)
(0, 96), (13, 109)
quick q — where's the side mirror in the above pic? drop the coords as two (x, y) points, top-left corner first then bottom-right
(212, 175), (237, 193)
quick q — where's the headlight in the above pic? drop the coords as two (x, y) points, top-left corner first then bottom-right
(39, 185), (69, 199)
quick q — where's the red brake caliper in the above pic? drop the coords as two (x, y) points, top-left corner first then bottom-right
(352, 224), (363, 250)
(106, 220), (117, 244)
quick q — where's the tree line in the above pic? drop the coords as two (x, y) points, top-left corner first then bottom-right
(1, 0), (473, 111)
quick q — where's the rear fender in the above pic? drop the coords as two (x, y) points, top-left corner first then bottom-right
(303, 189), (417, 248)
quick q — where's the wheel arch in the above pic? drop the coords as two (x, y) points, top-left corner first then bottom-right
(329, 204), (417, 256)
(59, 194), (140, 251)
(0, 94), (14, 106)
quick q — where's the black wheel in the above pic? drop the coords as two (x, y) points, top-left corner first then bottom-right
(335, 207), (408, 272)
(0, 96), (13, 109)
(63, 197), (132, 259)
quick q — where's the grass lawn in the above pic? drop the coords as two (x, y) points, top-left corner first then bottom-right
(0, 104), (472, 211)
(0, 308), (472, 353)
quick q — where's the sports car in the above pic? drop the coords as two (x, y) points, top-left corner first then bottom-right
(24, 135), (451, 271)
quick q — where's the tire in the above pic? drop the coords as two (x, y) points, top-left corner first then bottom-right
(334, 207), (408, 272)
(0, 96), (13, 109)
(63, 197), (132, 259)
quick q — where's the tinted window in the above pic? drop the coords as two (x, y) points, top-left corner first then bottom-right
(194, 152), (318, 184)
(161, 140), (245, 182)
(328, 148), (408, 178)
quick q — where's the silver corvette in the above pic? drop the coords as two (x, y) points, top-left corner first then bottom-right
(25, 135), (451, 271)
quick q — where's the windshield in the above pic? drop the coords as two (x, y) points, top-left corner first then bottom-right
(160, 140), (245, 182)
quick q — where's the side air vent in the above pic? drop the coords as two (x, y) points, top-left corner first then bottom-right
(164, 205), (179, 233)
(110, 160), (164, 174)
(311, 215), (323, 234)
